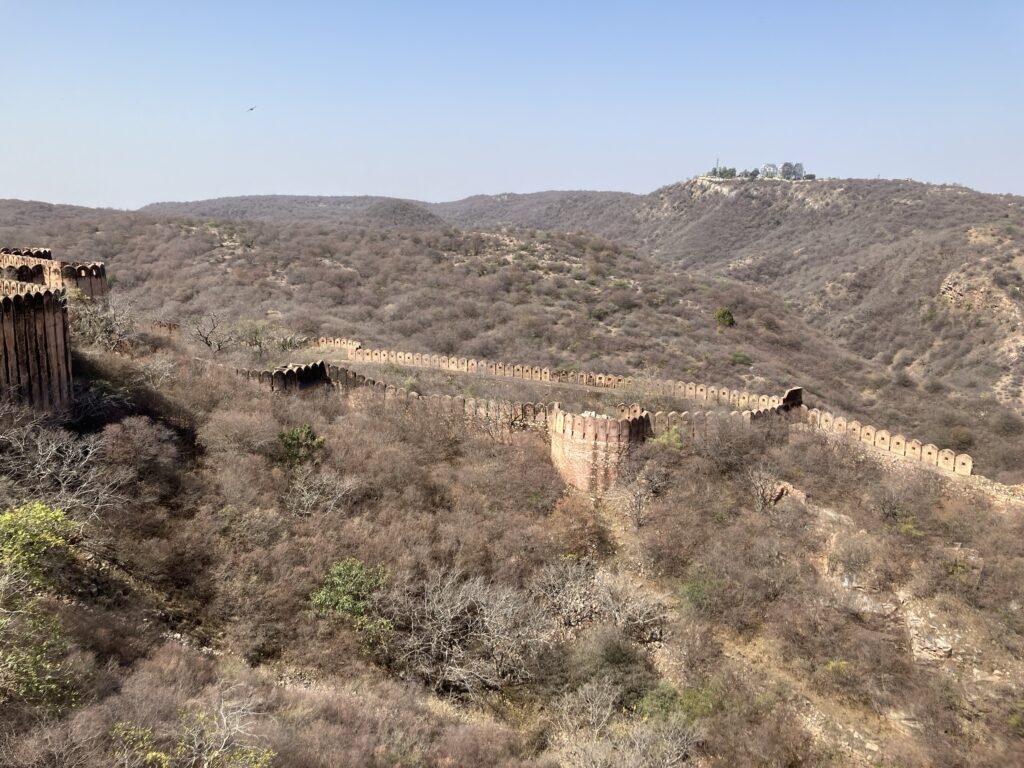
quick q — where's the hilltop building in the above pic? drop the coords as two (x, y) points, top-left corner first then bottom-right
(761, 161), (807, 180)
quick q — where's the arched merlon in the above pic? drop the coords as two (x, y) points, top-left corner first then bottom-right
(798, 405), (973, 477)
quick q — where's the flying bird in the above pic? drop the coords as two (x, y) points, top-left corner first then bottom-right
(247, 106), (255, 112)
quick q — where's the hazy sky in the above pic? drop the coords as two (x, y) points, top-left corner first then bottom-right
(2, 1), (1022, 208)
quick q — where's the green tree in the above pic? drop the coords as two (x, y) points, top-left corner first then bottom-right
(1, 503), (79, 710)
(0, 502), (75, 583)
(714, 306), (736, 327)
(278, 424), (325, 468)
(311, 558), (388, 621)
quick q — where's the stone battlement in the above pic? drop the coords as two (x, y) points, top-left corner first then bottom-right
(0, 287), (72, 411)
(801, 406), (974, 476)
(224, 355), (798, 493)
(0, 246), (108, 412)
(320, 334), (977, 481)
(0, 249), (108, 301)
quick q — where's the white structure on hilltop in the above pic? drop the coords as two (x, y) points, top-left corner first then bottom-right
(761, 162), (806, 180)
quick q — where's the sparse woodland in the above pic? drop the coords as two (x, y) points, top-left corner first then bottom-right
(2, 179), (1024, 765)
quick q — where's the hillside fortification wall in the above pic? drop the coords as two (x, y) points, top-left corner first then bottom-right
(0, 246), (110, 412)
(0, 281), (72, 411)
(799, 406), (974, 476)
(324, 339), (796, 412)
(0, 247), (108, 300)
(227, 356), (798, 493)
(317, 336), (976, 479)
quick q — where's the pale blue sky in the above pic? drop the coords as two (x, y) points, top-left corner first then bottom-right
(1, 1), (1021, 208)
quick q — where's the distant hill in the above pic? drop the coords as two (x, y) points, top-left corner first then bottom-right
(140, 194), (448, 229)
(426, 190), (642, 239)
(432, 178), (1024, 415)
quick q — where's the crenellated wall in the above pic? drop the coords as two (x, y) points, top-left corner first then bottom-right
(0, 284), (73, 411)
(224, 357), (801, 493)
(338, 343), (797, 411)
(549, 406), (651, 493)
(0, 248), (108, 300)
(315, 332), (986, 480)
(314, 337), (362, 353)
(0, 245), (113, 412)
(232, 361), (331, 392)
(799, 405), (973, 477)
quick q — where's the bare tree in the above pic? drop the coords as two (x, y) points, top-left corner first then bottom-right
(596, 572), (668, 644)
(555, 677), (619, 738)
(375, 570), (550, 697)
(744, 461), (781, 513)
(0, 425), (134, 519)
(616, 462), (667, 529)
(69, 295), (138, 353)
(285, 466), (363, 516)
(189, 312), (233, 353)
(530, 559), (600, 628)
(621, 717), (702, 767)
(173, 687), (273, 768)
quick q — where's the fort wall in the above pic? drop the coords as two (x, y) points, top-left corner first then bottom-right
(0, 246), (110, 412)
(0, 248), (108, 300)
(0, 286), (72, 411)
(799, 405), (973, 477)
(549, 406), (651, 493)
(337, 342), (798, 412)
(319, 334), (977, 480)
(226, 357), (798, 493)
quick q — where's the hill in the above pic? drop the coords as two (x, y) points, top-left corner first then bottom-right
(141, 194), (448, 229)
(4, 180), (1024, 480)
(434, 178), (1024, 410)
(3, 180), (1024, 766)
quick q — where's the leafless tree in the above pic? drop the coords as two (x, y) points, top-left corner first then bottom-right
(621, 717), (702, 767)
(285, 467), (363, 516)
(530, 559), (600, 628)
(189, 312), (233, 353)
(616, 462), (667, 529)
(0, 717), (102, 768)
(375, 570), (550, 697)
(0, 425), (134, 519)
(128, 356), (178, 390)
(69, 294), (138, 353)
(596, 572), (668, 644)
(173, 686), (272, 768)
(744, 461), (781, 513)
(557, 714), (701, 768)
(555, 677), (618, 738)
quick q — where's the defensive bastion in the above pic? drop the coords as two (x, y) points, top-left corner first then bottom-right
(0, 247), (109, 412)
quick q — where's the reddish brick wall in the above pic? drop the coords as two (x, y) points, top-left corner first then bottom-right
(549, 406), (651, 494)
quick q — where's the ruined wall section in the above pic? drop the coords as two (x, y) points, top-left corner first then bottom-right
(0, 248), (108, 300)
(799, 406), (973, 477)
(0, 285), (72, 411)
